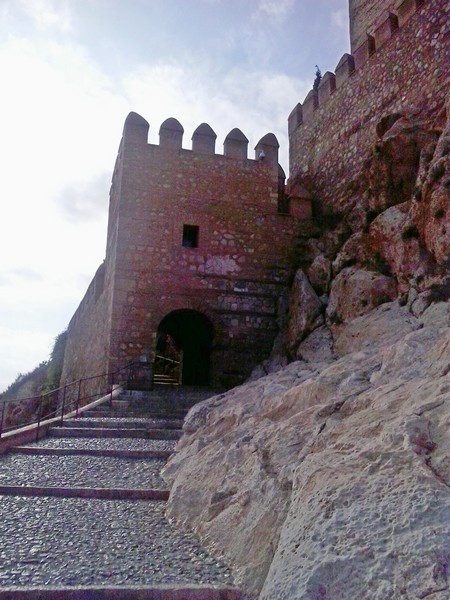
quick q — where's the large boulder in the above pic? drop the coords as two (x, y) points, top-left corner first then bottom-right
(326, 266), (397, 323)
(411, 101), (450, 267)
(307, 254), (332, 295)
(163, 301), (450, 598)
(366, 114), (441, 214)
(368, 203), (434, 293)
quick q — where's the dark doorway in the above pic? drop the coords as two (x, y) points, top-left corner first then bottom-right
(156, 310), (214, 386)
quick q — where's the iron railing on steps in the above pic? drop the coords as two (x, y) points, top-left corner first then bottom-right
(153, 351), (183, 386)
(0, 358), (153, 441)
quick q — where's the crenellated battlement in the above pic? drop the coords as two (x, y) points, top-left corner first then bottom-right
(288, 0), (448, 209)
(288, 0), (428, 135)
(122, 112), (280, 166)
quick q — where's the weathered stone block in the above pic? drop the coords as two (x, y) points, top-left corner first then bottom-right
(191, 123), (216, 154)
(374, 12), (399, 49)
(302, 90), (318, 123)
(353, 35), (376, 69)
(396, 0), (424, 27)
(317, 71), (336, 105)
(335, 53), (355, 88)
(288, 103), (303, 136)
(223, 128), (248, 159)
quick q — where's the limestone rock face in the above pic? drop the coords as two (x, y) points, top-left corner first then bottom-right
(286, 269), (324, 355)
(307, 254), (332, 295)
(367, 115), (441, 214)
(326, 103), (449, 308)
(163, 300), (450, 598)
(326, 266), (397, 323)
(412, 101), (450, 266)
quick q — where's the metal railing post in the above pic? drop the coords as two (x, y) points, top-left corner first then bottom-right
(179, 351), (183, 385)
(36, 395), (43, 441)
(60, 384), (67, 425)
(75, 379), (82, 417)
(109, 373), (114, 407)
(127, 362), (133, 390)
(0, 401), (5, 439)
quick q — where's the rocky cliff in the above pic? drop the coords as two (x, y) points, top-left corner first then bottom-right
(162, 98), (449, 599)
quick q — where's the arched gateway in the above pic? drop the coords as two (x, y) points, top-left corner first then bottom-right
(155, 310), (214, 386)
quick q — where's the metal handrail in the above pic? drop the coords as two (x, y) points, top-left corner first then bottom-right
(153, 351), (183, 385)
(154, 354), (180, 365)
(0, 358), (144, 440)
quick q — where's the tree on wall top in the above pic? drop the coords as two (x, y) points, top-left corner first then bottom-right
(313, 65), (322, 91)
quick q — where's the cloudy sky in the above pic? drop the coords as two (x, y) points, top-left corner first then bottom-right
(0, 0), (349, 393)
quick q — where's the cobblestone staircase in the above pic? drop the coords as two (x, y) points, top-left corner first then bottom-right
(0, 387), (248, 599)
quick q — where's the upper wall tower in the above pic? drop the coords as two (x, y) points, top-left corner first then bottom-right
(349, 0), (397, 53)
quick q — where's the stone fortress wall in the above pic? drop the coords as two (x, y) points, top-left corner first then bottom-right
(61, 115), (309, 389)
(288, 0), (449, 213)
(61, 0), (448, 391)
(349, 0), (399, 53)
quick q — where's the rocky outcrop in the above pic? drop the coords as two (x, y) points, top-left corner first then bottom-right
(162, 99), (450, 599)
(163, 300), (450, 598)
(302, 100), (449, 329)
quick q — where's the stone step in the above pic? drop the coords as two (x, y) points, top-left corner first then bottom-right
(103, 400), (195, 415)
(153, 374), (181, 383)
(9, 446), (173, 460)
(0, 485), (169, 500)
(81, 409), (188, 419)
(0, 586), (248, 599)
(64, 418), (183, 430)
(25, 437), (176, 453)
(0, 497), (236, 589)
(0, 407), (242, 595)
(48, 427), (182, 440)
(0, 453), (167, 490)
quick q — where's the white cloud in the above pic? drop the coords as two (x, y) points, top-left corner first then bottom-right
(0, 34), (123, 392)
(16, 0), (73, 32)
(332, 8), (348, 31)
(255, 0), (295, 21)
(0, 325), (53, 391)
(122, 59), (310, 168)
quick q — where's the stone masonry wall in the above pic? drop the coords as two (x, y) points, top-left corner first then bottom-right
(110, 117), (302, 387)
(289, 0), (449, 215)
(62, 115), (306, 389)
(349, 0), (397, 53)
(60, 263), (112, 390)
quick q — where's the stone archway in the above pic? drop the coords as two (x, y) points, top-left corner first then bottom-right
(156, 310), (214, 386)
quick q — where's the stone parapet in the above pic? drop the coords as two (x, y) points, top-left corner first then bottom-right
(288, 0), (436, 138)
(289, 0), (448, 213)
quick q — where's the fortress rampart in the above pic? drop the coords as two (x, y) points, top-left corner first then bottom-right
(288, 0), (448, 211)
(61, 116), (309, 389)
(61, 0), (448, 391)
(349, 0), (403, 53)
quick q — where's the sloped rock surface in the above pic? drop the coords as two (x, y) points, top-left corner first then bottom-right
(163, 301), (450, 598)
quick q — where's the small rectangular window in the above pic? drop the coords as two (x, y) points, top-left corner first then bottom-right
(278, 192), (290, 215)
(182, 224), (199, 248)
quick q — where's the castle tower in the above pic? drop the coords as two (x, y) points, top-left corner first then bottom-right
(61, 115), (307, 389)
